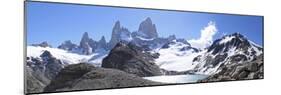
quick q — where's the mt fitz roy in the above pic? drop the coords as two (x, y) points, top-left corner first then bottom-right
(26, 17), (263, 93)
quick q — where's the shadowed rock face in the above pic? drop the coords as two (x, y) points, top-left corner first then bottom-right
(102, 42), (163, 77)
(26, 66), (49, 93)
(44, 63), (161, 92)
(40, 51), (64, 80)
(207, 33), (257, 55)
(199, 54), (263, 82)
(26, 50), (64, 93)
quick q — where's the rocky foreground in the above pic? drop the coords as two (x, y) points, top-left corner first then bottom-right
(43, 63), (162, 93)
(26, 44), (164, 93)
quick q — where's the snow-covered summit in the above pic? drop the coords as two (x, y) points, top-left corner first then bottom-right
(193, 33), (263, 75)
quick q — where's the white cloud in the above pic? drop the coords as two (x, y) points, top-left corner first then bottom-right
(188, 21), (218, 49)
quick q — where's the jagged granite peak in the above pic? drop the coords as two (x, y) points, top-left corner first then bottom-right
(99, 36), (106, 43)
(113, 20), (121, 30)
(97, 36), (107, 49)
(79, 32), (96, 55)
(138, 17), (158, 39)
(31, 41), (52, 48)
(99, 36), (106, 44)
(108, 21), (132, 49)
(80, 32), (90, 46)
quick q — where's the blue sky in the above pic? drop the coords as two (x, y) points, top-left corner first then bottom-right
(26, 2), (263, 47)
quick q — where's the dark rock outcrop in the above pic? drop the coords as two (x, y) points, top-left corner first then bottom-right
(28, 50), (64, 81)
(26, 65), (50, 93)
(199, 55), (263, 82)
(44, 63), (161, 92)
(26, 50), (64, 93)
(102, 42), (162, 77)
(40, 51), (64, 80)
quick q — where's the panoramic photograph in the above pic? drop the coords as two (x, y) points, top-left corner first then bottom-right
(25, 1), (263, 94)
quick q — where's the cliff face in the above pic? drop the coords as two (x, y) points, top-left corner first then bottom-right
(137, 17), (158, 39)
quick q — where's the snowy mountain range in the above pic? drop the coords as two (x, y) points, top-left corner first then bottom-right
(26, 17), (263, 93)
(192, 33), (263, 75)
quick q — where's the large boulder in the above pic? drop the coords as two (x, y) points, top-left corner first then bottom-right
(102, 42), (163, 77)
(44, 63), (161, 92)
